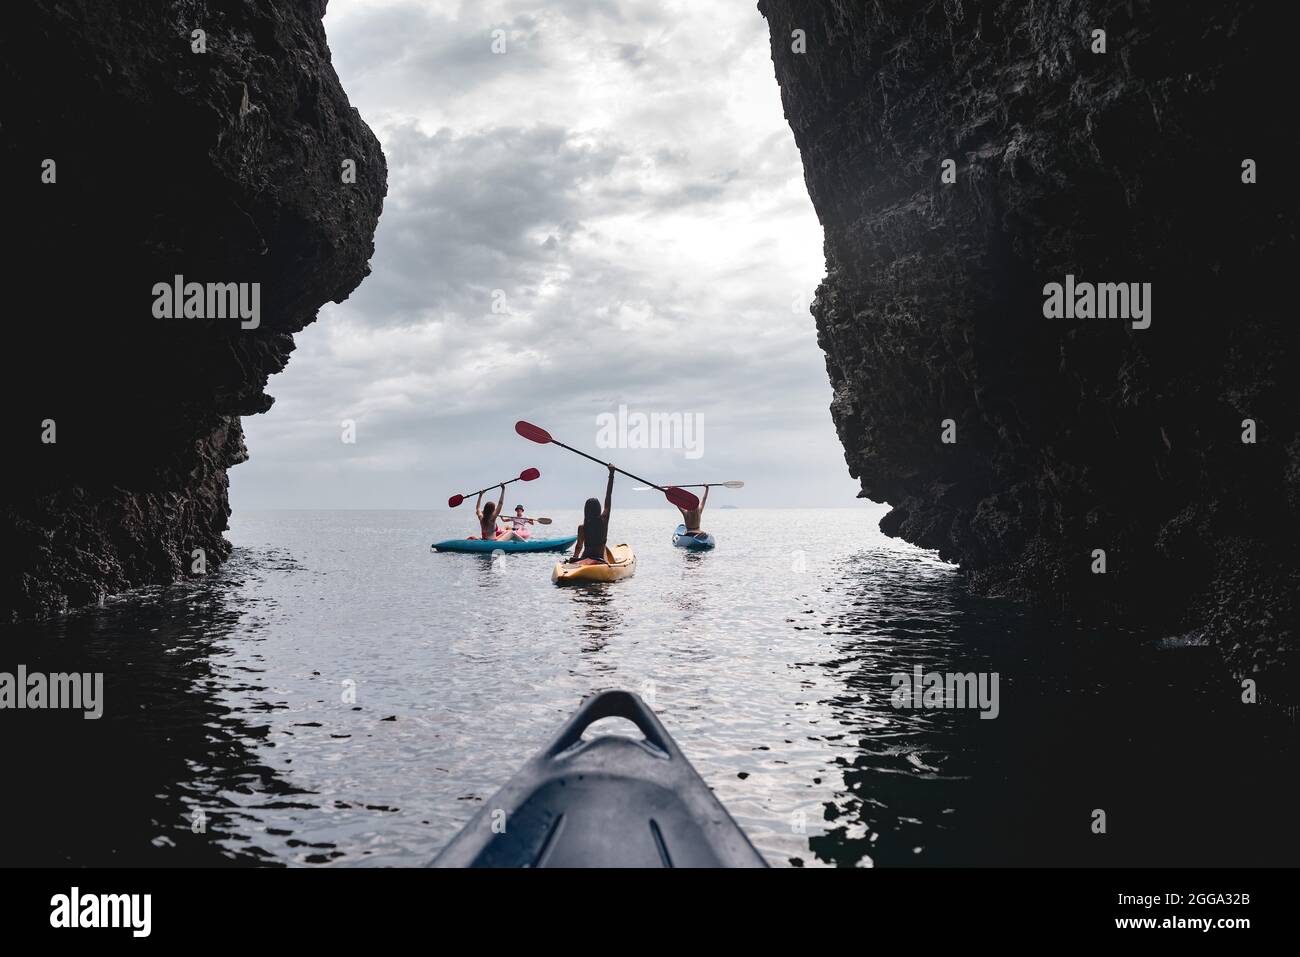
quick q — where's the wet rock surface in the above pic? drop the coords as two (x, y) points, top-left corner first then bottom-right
(1, 1), (386, 619)
(759, 0), (1298, 684)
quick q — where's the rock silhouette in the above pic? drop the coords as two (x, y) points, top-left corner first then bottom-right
(760, 0), (1297, 685)
(1, 0), (386, 619)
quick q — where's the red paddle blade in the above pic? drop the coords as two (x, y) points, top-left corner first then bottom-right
(448, 494), (465, 508)
(519, 467), (541, 481)
(515, 420), (552, 444)
(665, 487), (699, 510)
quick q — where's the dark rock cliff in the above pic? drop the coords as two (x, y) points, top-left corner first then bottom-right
(760, 0), (1298, 687)
(1, 1), (385, 619)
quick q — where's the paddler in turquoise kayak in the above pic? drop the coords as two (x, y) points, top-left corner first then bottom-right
(474, 485), (505, 540)
(676, 484), (709, 539)
(498, 504), (536, 542)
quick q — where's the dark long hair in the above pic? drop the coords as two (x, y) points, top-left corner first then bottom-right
(582, 496), (606, 555)
(483, 501), (497, 519)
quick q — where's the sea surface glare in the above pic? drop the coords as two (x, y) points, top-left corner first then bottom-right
(1, 508), (1294, 866)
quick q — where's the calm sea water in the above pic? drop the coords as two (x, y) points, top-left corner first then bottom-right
(2, 507), (1295, 867)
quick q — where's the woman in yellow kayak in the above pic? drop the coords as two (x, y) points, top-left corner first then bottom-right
(676, 484), (709, 537)
(567, 464), (616, 565)
(474, 484), (505, 540)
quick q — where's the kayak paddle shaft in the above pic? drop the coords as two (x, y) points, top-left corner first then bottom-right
(448, 468), (540, 508)
(515, 421), (699, 511)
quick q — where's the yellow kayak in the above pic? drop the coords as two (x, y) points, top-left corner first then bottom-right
(552, 544), (636, 584)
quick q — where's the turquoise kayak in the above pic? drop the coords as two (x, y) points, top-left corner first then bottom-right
(432, 535), (576, 554)
(672, 524), (715, 550)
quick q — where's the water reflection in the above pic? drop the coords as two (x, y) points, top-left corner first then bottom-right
(0, 581), (304, 866)
(562, 584), (624, 658)
(806, 548), (1300, 866)
(3, 509), (1296, 868)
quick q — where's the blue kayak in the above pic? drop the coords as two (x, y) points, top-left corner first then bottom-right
(672, 524), (715, 550)
(432, 535), (576, 554)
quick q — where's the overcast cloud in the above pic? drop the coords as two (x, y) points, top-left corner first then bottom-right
(230, 0), (863, 510)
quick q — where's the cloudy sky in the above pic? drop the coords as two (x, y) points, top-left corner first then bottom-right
(230, 0), (863, 510)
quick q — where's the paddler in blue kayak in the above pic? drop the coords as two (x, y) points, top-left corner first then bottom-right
(498, 504), (535, 542)
(676, 484), (709, 537)
(567, 464), (616, 565)
(475, 484), (505, 540)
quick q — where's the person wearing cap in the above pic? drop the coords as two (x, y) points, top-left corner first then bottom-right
(497, 504), (536, 541)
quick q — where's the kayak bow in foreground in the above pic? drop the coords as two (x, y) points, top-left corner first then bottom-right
(430, 690), (767, 867)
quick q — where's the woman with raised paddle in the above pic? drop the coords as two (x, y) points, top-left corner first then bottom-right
(474, 484), (505, 540)
(568, 464), (616, 565)
(517, 421), (696, 582)
(677, 484), (709, 537)
(449, 469), (539, 539)
(645, 481), (739, 549)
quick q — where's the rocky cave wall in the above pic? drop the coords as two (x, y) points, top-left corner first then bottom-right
(759, 0), (1298, 685)
(1, 1), (386, 619)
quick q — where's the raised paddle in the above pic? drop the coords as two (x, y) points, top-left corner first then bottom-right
(633, 481), (744, 490)
(515, 421), (700, 511)
(448, 468), (540, 508)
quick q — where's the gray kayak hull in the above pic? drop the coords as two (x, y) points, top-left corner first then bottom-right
(430, 690), (767, 868)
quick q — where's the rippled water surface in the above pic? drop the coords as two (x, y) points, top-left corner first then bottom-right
(2, 508), (1295, 867)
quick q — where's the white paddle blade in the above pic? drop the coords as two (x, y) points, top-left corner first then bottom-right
(723, 480), (745, 488)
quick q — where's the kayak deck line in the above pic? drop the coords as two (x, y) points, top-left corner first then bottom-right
(431, 535), (576, 554)
(429, 690), (767, 868)
(551, 543), (636, 584)
(672, 524), (716, 550)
